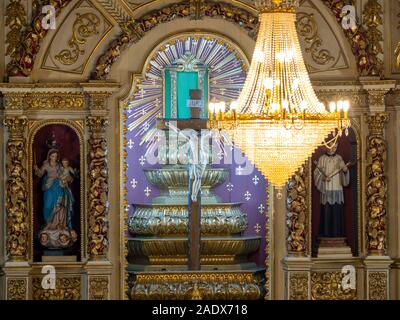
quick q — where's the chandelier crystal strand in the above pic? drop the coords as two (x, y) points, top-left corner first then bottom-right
(209, 0), (349, 188)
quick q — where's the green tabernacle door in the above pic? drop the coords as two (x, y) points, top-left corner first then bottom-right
(177, 71), (198, 119)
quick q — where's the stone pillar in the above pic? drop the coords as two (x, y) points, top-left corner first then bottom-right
(283, 164), (312, 300)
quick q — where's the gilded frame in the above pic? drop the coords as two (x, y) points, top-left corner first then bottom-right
(27, 120), (86, 263)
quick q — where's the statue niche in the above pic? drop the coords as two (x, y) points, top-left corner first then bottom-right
(311, 128), (359, 258)
(32, 124), (81, 262)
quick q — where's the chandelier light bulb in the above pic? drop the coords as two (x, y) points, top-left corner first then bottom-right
(343, 100), (350, 112)
(219, 102), (226, 113)
(300, 100), (307, 111)
(230, 101), (238, 111)
(254, 49), (265, 62)
(263, 77), (274, 89)
(329, 102), (337, 113)
(282, 100), (289, 111)
(337, 100), (344, 111)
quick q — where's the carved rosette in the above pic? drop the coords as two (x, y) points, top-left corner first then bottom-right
(286, 164), (308, 255)
(4, 117), (29, 261)
(366, 113), (389, 255)
(87, 117), (109, 259)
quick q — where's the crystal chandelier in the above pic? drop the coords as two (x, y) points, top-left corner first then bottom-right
(208, 0), (350, 188)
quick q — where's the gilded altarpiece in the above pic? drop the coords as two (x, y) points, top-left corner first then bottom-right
(0, 83), (115, 300)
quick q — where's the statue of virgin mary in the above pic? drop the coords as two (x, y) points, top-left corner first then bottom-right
(34, 148), (78, 249)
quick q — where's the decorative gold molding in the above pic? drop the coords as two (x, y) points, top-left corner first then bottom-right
(286, 164), (308, 255)
(25, 93), (85, 110)
(190, 0), (204, 20)
(6, 278), (27, 300)
(87, 117), (109, 259)
(32, 276), (81, 300)
(311, 272), (357, 300)
(297, 12), (334, 66)
(55, 13), (101, 66)
(4, 117), (29, 261)
(129, 272), (262, 300)
(289, 272), (309, 300)
(363, 0), (384, 77)
(87, 93), (111, 111)
(368, 271), (387, 300)
(3, 93), (25, 110)
(89, 276), (109, 300)
(366, 113), (389, 255)
(5, 0), (26, 58)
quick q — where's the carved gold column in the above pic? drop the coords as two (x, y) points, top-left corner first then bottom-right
(87, 116), (109, 260)
(83, 84), (117, 300)
(286, 164), (308, 256)
(366, 113), (389, 255)
(4, 117), (28, 261)
(283, 164), (312, 300)
(362, 79), (395, 300)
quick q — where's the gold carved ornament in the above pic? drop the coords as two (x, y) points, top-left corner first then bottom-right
(6, 0), (72, 77)
(5, 0), (26, 57)
(366, 113), (389, 254)
(320, 0), (379, 77)
(7, 278), (27, 300)
(4, 117), (29, 261)
(33, 277), (81, 300)
(87, 117), (109, 259)
(363, 0), (384, 76)
(296, 12), (334, 65)
(286, 164), (308, 255)
(368, 272), (387, 300)
(129, 273), (261, 300)
(25, 94), (85, 110)
(89, 276), (109, 300)
(289, 272), (308, 300)
(55, 13), (101, 66)
(91, 1), (258, 79)
(311, 272), (357, 300)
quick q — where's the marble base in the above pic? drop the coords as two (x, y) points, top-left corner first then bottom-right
(317, 246), (353, 258)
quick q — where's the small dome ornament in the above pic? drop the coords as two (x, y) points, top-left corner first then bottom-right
(255, 0), (299, 12)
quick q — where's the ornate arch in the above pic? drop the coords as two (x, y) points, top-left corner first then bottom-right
(6, 0), (378, 79)
(91, 0), (376, 80)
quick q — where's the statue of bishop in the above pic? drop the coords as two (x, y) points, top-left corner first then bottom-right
(314, 143), (350, 238)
